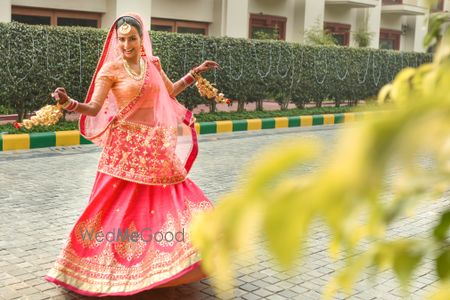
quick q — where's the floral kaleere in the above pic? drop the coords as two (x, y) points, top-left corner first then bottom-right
(190, 71), (231, 105)
(13, 103), (63, 130)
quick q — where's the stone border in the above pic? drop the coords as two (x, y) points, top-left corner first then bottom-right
(0, 112), (369, 151)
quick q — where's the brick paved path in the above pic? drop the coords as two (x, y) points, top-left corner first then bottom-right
(0, 126), (447, 300)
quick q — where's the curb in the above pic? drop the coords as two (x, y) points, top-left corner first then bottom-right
(0, 112), (369, 152)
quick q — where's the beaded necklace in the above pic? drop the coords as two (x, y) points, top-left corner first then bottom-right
(123, 57), (145, 81)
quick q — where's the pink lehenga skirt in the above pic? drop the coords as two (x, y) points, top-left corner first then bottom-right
(44, 171), (213, 296)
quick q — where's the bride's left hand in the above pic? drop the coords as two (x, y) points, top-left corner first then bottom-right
(194, 60), (220, 73)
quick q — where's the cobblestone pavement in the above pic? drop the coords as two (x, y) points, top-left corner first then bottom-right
(0, 125), (448, 300)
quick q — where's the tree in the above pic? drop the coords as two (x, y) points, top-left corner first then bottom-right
(191, 10), (450, 300)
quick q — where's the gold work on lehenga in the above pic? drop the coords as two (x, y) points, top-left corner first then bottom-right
(74, 211), (104, 249)
(47, 197), (213, 294)
(113, 222), (147, 262)
(97, 121), (187, 185)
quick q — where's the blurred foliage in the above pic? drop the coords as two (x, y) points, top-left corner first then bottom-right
(352, 29), (374, 48)
(252, 27), (280, 41)
(0, 22), (431, 120)
(304, 23), (337, 46)
(191, 15), (450, 300)
(424, 11), (450, 51)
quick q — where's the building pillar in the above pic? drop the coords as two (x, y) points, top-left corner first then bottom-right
(293, 0), (306, 42)
(0, 0), (12, 23)
(303, 0), (325, 32)
(359, 1), (381, 49)
(102, 0), (152, 30)
(210, 0), (224, 37)
(412, 15), (427, 52)
(222, 0), (249, 38)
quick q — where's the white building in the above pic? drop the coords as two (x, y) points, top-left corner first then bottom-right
(0, 0), (448, 52)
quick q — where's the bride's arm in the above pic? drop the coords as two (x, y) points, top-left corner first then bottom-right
(153, 58), (196, 98)
(53, 79), (111, 117)
(160, 68), (195, 98)
(53, 63), (115, 116)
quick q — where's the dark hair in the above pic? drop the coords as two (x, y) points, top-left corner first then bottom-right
(116, 16), (143, 37)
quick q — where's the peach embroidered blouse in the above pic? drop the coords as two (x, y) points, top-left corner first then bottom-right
(92, 58), (188, 185)
(90, 58), (176, 109)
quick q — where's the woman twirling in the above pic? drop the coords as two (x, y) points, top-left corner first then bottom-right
(44, 13), (217, 296)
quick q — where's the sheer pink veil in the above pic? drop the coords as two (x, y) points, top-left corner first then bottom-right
(80, 13), (198, 174)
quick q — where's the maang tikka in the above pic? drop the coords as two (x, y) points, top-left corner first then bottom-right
(118, 22), (132, 34)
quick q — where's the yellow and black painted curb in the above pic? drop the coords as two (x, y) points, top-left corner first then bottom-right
(0, 112), (370, 151)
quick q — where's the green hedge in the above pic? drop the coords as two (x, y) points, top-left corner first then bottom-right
(0, 22), (432, 120)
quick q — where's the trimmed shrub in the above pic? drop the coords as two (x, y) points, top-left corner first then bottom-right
(0, 22), (432, 120)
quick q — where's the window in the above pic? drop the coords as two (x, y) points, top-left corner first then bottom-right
(431, 0), (444, 12)
(379, 29), (401, 50)
(12, 14), (51, 25)
(57, 18), (98, 28)
(250, 14), (286, 40)
(11, 6), (101, 28)
(324, 22), (351, 46)
(382, 0), (403, 4)
(151, 18), (208, 35)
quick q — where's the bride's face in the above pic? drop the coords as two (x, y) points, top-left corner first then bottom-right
(117, 26), (142, 61)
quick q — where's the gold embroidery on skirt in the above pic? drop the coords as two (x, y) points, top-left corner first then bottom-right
(113, 222), (147, 262)
(97, 121), (187, 185)
(47, 204), (207, 294)
(74, 211), (103, 249)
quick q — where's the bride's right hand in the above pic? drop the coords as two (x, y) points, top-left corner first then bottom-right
(51, 87), (70, 105)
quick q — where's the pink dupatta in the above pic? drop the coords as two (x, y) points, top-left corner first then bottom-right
(79, 13), (198, 181)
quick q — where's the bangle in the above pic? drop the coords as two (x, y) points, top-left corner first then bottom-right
(61, 99), (71, 109)
(63, 98), (79, 112)
(67, 99), (79, 112)
(189, 69), (201, 80)
(182, 73), (196, 86)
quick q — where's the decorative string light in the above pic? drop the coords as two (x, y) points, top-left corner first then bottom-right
(313, 49), (328, 85)
(372, 52), (382, 86)
(252, 42), (273, 79)
(276, 45), (291, 78)
(7, 33), (36, 85)
(357, 53), (370, 84)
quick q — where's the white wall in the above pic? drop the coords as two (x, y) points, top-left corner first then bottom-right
(366, 2), (381, 48)
(222, 0), (249, 38)
(411, 15), (427, 52)
(11, 0), (107, 12)
(102, 0), (117, 30)
(4, 0), (435, 52)
(0, 0), (12, 23)
(210, 0), (223, 37)
(380, 14), (402, 30)
(294, 0), (306, 42)
(116, 0), (151, 29)
(152, 0), (214, 22)
(303, 0), (325, 39)
(100, 0), (152, 30)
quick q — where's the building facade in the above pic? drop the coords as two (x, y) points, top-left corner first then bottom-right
(0, 0), (448, 52)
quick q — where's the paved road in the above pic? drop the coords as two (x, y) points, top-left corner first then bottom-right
(0, 125), (447, 300)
